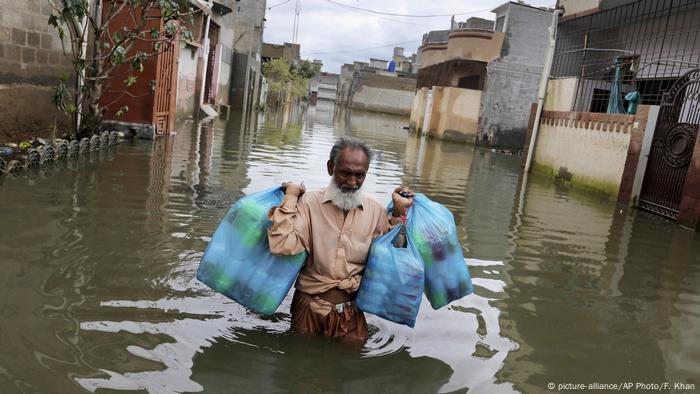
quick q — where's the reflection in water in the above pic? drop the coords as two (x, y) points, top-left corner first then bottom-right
(0, 106), (698, 393)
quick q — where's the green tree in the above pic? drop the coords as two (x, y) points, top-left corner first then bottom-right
(48, 0), (194, 138)
(263, 58), (292, 95)
(262, 58), (312, 103)
(291, 60), (317, 79)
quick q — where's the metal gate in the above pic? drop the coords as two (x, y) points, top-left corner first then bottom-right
(153, 38), (179, 136)
(638, 69), (700, 219)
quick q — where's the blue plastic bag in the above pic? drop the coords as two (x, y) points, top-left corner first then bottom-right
(356, 225), (424, 327)
(406, 194), (473, 309)
(196, 187), (307, 315)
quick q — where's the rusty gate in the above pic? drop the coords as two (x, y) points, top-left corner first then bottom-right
(638, 69), (700, 219)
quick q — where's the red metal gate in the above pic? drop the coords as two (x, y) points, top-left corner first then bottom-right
(638, 69), (700, 219)
(153, 37), (179, 136)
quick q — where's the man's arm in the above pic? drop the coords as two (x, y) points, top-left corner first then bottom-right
(267, 183), (311, 256)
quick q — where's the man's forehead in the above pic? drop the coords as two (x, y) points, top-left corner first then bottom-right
(336, 148), (369, 168)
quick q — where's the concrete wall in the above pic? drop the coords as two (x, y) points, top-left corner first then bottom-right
(478, 4), (553, 149)
(446, 30), (505, 63)
(350, 86), (414, 116)
(419, 45), (448, 68)
(410, 86), (483, 143)
(409, 86), (481, 144)
(409, 87), (429, 132)
(457, 17), (495, 30)
(532, 109), (650, 197)
(176, 47), (199, 117)
(348, 71), (416, 115)
(427, 87), (482, 143)
(336, 64), (353, 105)
(230, 0), (265, 111)
(544, 77), (578, 112)
(0, 0), (73, 141)
(369, 58), (388, 70)
(211, 13), (236, 107)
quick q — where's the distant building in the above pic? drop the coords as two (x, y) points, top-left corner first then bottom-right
(317, 73), (339, 102)
(337, 49), (418, 116)
(392, 47), (419, 74)
(411, 1), (553, 147)
(369, 58), (389, 70)
(451, 16), (495, 31)
(261, 42), (301, 65)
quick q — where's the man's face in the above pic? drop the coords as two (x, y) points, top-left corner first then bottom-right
(327, 148), (369, 193)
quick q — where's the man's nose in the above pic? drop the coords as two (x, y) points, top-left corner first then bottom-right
(347, 176), (357, 187)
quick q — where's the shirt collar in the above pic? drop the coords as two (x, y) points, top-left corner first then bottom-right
(321, 187), (365, 210)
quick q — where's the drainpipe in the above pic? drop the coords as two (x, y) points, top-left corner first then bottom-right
(523, 9), (563, 173)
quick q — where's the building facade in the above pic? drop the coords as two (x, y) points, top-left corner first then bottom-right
(410, 2), (553, 147)
(337, 49), (418, 116)
(230, 0), (267, 117)
(317, 72), (339, 102)
(527, 0), (700, 230)
(1, 0), (268, 141)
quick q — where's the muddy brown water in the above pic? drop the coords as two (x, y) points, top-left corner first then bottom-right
(1, 104), (699, 393)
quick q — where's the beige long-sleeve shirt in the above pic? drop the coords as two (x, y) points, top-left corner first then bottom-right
(267, 188), (391, 295)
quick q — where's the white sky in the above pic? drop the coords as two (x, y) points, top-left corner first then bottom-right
(262, 0), (556, 73)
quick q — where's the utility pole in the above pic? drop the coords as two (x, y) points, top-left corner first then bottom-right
(292, 0), (301, 44)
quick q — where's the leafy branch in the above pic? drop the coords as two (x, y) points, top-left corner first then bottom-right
(48, 0), (196, 138)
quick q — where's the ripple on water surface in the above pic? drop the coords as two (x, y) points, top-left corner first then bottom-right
(0, 107), (699, 393)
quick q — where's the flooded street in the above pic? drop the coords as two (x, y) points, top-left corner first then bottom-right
(1, 103), (699, 393)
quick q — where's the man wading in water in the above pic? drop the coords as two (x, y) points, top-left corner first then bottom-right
(268, 137), (413, 340)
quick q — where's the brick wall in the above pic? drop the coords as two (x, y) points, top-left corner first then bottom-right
(0, 0), (73, 141)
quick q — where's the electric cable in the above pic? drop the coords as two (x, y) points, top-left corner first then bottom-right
(306, 39), (421, 55)
(268, 0), (292, 10)
(330, 3), (445, 29)
(323, 0), (492, 18)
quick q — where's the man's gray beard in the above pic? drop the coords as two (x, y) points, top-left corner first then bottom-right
(327, 178), (364, 211)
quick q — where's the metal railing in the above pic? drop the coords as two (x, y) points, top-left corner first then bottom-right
(551, 0), (700, 112)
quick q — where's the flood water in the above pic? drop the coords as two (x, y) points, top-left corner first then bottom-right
(1, 102), (699, 393)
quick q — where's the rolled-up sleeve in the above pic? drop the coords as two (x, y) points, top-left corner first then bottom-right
(267, 194), (311, 255)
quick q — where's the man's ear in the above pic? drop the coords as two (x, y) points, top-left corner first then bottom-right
(327, 160), (334, 176)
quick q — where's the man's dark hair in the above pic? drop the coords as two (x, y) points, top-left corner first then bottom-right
(329, 136), (373, 166)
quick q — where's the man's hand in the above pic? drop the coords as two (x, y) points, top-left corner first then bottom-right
(282, 181), (305, 197)
(391, 186), (415, 217)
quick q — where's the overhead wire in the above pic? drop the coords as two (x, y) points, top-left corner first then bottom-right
(267, 0), (292, 9)
(330, 2), (445, 29)
(323, 0), (493, 18)
(306, 39), (422, 55)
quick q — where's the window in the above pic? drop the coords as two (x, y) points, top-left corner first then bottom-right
(637, 78), (677, 105)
